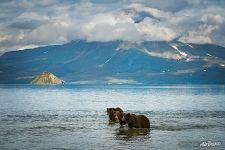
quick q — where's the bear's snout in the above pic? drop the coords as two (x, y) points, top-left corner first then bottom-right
(122, 116), (125, 122)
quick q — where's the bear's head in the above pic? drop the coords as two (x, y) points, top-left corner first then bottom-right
(123, 113), (136, 123)
(115, 107), (123, 113)
(107, 108), (117, 121)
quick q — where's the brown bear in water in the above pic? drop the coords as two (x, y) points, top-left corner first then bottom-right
(123, 113), (150, 128)
(106, 107), (123, 122)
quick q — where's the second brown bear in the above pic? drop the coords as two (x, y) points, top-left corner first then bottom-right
(123, 113), (150, 128)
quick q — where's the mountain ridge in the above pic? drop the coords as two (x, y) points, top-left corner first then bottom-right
(0, 40), (225, 84)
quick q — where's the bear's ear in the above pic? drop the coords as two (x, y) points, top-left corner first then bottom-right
(126, 113), (131, 118)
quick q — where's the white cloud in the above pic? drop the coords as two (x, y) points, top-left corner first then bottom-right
(128, 3), (171, 19)
(86, 22), (141, 41)
(0, 0), (225, 53)
(83, 14), (118, 32)
(201, 14), (224, 25)
(83, 13), (141, 41)
(179, 24), (219, 44)
(136, 18), (177, 41)
(26, 20), (77, 44)
(16, 12), (49, 21)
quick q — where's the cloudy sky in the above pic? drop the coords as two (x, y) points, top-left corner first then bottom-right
(0, 0), (225, 53)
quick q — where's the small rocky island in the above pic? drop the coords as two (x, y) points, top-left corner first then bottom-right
(31, 71), (63, 85)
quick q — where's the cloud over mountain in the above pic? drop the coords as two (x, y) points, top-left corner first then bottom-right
(0, 0), (225, 53)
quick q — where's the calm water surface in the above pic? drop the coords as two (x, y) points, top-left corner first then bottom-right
(0, 85), (225, 150)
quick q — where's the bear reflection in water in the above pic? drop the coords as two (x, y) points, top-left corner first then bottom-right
(106, 107), (150, 137)
(116, 128), (150, 138)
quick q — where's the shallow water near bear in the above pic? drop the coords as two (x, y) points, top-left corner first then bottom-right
(0, 84), (225, 150)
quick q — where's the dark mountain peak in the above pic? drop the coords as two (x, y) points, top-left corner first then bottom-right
(0, 40), (225, 84)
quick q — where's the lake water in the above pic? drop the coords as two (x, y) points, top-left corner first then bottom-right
(0, 85), (225, 150)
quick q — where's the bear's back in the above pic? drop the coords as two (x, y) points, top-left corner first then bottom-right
(137, 115), (150, 128)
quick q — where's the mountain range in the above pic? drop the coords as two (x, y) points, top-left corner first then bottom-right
(0, 40), (225, 84)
